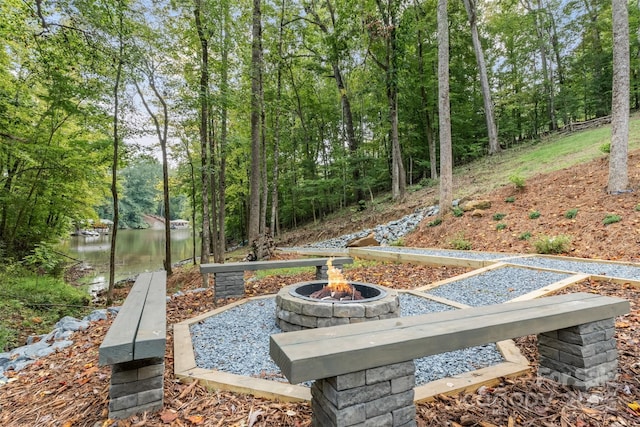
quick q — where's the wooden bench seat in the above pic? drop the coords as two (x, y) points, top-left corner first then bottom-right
(201, 257), (353, 299)
(270, 292), (629, 427)
(99, 271), (167, 419)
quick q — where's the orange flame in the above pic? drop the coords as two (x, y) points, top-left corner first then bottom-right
(325, 258), (353, 293)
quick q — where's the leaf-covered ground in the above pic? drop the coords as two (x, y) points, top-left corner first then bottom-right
(1, 151), (640, 426)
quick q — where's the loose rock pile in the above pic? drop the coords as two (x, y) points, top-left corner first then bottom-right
(0, 309), (114, 385)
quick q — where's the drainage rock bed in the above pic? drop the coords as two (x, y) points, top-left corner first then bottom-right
(425, 266), (571, 306)
(189, 294), (503, 386)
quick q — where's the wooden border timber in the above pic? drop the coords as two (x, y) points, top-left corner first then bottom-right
(348, 247), (494, 268)
(173, 295), (310, 403)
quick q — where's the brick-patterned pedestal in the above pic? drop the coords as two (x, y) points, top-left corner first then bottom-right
(108, 358), (164, 419)
(537, 318), (618, 390)
(214, 262), (347, 300)
(311, 361), (416, 427)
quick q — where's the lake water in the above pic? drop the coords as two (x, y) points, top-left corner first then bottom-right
(58, 228), (198, 292)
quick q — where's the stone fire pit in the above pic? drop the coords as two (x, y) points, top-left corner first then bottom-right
(275, 281), (399, 331)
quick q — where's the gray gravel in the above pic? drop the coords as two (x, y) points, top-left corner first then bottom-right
(364, 246), (511, 261)
(189, 293), (504, 386)
(426, 266), (571, 306)
(504, 256), (640, 280)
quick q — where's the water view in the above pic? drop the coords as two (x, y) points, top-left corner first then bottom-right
(58, 227), (199, 292)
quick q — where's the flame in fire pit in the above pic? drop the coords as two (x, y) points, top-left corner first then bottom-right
(326, 259), (352, 293)
(309, 259), (363, 301)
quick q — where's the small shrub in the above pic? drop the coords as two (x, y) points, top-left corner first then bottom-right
(452, 207), (464, 217)
(505, 196), (515, 203)
(449, 233), (472, 250)
(496, 223), (507, 230)
(533, 235), (571, 254)
(518, 231), (532, 240)
(603, 214), (621, 225)
(528, 210), (541, 219)
(509, 174), (526, 190)
(599, 142), (611, 153)
(389, 238), (405, 247)
(492, 213), (506, 221)
(635, 204), (640, 212)
(418, 177), (435, 188)
(428, 218), (442, 227)
(565, 208), (579, 219)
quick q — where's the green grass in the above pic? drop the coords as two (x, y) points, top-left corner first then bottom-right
(603, 214), (622, 225)
(492, 213), (506, 221)
(450, 113), (640, 200)
(529, 210), (541, 219)
(0, 268), (92, 351)
(565, 208), (579, 219)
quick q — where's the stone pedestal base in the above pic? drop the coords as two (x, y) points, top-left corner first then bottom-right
(108, 358), (164, 419)
(310, 361), (416, 427)
(537, 318), (618, 390)
(214, 271), (245, 299)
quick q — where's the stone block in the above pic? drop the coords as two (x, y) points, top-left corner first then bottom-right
(317, 317), (350, 328)
(365, 390), (414, 419)
(392, 405), (416, 426)
(322, 379), (391, 409)
(289, 312), (318, 328)
(558, 347), (617, 368)
(538, 334), (616, 358)
(311, 384), (366, 426)
(327, 371), (366, 391)
(277, 320), (302, 332)
(138, 363), (165, 381)
(539, 356), (618, 381)
(366, 361), (415, 385)
(391, 375), (415, 394)
(334, 304), (365, 318)
(302, 302), (334, 318)
(109, 399), (163, 420)
(365, 413), (393, 426)
(110, 375), (163, 399)
(279, 297), (304, 314)
(538, 366), (617, 390)
(563, 319), (614, 334)
(537, 343), (560, 361)
(556, 329), (610, 346)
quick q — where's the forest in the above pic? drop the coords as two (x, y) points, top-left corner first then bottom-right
(0, 0), (636, 265)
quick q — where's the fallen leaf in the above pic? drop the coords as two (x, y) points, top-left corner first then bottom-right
(160, 409), (178, 423)
(628, 401), (640, 414)
(186, 415), (204, 425)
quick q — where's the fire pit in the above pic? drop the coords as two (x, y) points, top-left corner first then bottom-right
(275, 259), (399, 331)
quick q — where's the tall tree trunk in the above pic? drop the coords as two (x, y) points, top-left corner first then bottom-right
(248, 0), (263, 247)
(463, 0), (500, 154)
(271, 0), (286, 237)
(438, 0), (453, 216)
(107, 8), (124, 304)
(608, 0), (629, 193)
(133, 76), (172, 276)
(217, 5), (229, 262)
(194, 0), (211, 265)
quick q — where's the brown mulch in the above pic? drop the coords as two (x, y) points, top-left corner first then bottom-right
(1, 262), (638, 427)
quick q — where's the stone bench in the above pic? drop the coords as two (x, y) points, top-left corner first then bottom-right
(270, 292), (630, 427)
(98, 271), (167, 419)
(200, 257), (353, 299)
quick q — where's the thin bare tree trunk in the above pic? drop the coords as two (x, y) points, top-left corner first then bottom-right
(463, 0), (500, 154)
(249, 0), (263, 248)
(608, 0), (629, 193)
(438, 0), (453, 216)
(194, 0), (211, 265)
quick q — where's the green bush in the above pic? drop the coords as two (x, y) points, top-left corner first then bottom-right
(565, 208), (579, 219)
(509, 174), (526, 190)
(603, 214), (621, 225)
(449, 233), (472, 250)
(428, 218), (442, 227)
(452, 207), (464, 217)
(518, 231), (532, 240)
(496, 223), (507, 230)
(22, 242), (65, 277)
(635, 204), (640, 212)
(533, 235), (571, 254)
(529, 210), (541, 219)
(492, 213), (506, 221)
(505, 196), (515, 203)
(599, 142), (611, 153)
(389, 238), (405, 247)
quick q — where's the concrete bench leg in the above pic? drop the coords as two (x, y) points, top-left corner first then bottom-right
(537, 318), (618, 390)
(310, 360), (416, 427)
(108, 357), (164, 419)
(214, 271), (245, 299)
(316, 263), (344, 280)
